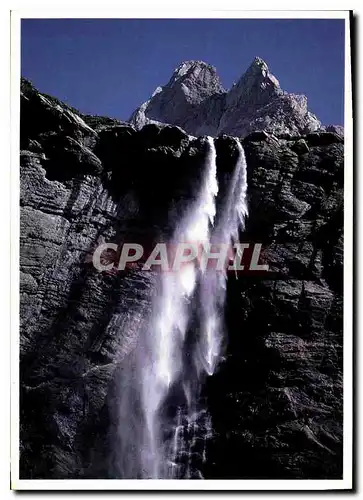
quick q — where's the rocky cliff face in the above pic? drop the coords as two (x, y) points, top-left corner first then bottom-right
(205, 131), (343, 479)
(130, 57), (323, 138)
(20, 77), (343, 479)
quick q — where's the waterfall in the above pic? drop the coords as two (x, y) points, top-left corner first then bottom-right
(116, 137), (248, 479)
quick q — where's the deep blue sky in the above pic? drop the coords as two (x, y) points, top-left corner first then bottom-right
(21, 19), (345, 125)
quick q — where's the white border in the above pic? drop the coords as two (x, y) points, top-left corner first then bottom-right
(10, 7), (21, 494)
(10, 9), (353, 491)
(12, 9), (352, 18)
(342, 9), (353, 491)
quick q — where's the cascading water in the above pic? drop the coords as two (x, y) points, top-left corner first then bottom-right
(116, 137), (248, 479)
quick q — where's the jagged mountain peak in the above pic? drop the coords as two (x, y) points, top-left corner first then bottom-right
(130, 57), (321, 137)
(243, 56), (281, 88)
(172, 60), (217, 78)
(248, 56), (270, 72)
(227, 57), (281, 106)
(165, 59), (225, 95)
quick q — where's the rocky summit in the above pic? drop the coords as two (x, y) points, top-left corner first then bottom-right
(130, 57), (325, 137)
(19, 73), (343, 480)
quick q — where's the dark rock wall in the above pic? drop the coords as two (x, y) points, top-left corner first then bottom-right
(205, 132), (343, 479)
(19, 78), (343, 479)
